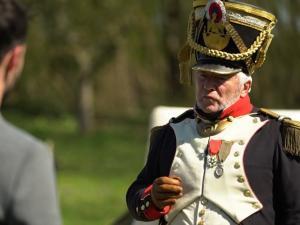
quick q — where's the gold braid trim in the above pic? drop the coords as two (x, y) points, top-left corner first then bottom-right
(193, 0), (276, 22)
(224, 23), (247, 52)
(254, 33), (274, 68)
(177, 12), (197, 85)
(224, 22), (254, 73)
(259, 108), (300, 157)
(186, 11), (276, 62)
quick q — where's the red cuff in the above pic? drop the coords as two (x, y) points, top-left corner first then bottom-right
(142, 184), (171, 220)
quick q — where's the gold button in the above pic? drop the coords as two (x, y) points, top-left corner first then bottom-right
(252, 202), (261, 209)
(198, 221), (205, 225)
(238, 140), (245, 145)
(173, 163), (179, 169)
(234, 162), (241, 169)
(243, 190), (252, 197)
(199, 209), (205, 216)
(207, 126), (213, 132)
(227, 116), (234, 122)
(237, 176), (245, 183)
(253, 118), (258, 123)
(177, 151), (183, 158)
(145, 201), (150, 207)
(234, 152), (239, 157)
(200, 198), (208, 206)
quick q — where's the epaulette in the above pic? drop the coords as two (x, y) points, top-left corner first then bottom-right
(259, 108), (300, 157)
(169, 109), (195, 124)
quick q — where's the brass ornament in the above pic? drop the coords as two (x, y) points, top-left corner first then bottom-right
(202, 0), (230, 50)
(203, 20), (231, 50)
(196, 117), (234, 137)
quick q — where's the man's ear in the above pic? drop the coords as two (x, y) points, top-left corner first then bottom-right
(6, 44), (26, 74)
(240, 80), (252, 97)
(3, 44), (26, 88)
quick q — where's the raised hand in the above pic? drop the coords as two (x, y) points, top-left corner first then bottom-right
(151, 176), (183, 209)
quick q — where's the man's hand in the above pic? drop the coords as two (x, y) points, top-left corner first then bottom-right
(151, 176), (183, 210)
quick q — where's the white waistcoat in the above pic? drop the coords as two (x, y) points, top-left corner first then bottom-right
(166, 115), (268, 225)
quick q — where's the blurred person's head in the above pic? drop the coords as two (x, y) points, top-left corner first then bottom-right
(0, 0), (27, 105)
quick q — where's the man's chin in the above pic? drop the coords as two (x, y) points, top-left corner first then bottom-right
(201, 105), (224, 114)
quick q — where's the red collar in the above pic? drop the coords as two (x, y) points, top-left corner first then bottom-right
(220, 95), (253, 119)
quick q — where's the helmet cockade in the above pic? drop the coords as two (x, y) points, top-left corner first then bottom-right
(203, 0), (230, 51)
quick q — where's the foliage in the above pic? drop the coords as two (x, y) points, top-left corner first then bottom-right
(4, 0), (300, 123)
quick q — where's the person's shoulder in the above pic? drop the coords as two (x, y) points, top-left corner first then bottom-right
(150, 109), (194, 138)
(258, 108), (300, 157)
(169, 109), (195, 124)
(150, 109), (194, 131)
(0, 117), (49, 156)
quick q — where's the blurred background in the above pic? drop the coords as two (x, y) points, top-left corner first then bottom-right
(2, 0), (300, 224)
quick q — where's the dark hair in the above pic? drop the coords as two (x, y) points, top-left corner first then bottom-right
(0, 0), (27, 60)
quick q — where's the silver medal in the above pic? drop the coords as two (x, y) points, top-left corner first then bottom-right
(215, 165), (224, 178)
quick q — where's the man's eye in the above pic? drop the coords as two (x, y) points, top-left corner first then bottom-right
(216, 77), (227, 82)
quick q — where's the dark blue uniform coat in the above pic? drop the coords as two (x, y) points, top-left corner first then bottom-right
(127, 110), (300, 225)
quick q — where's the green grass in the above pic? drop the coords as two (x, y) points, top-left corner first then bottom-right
(3, 111), (149, 225)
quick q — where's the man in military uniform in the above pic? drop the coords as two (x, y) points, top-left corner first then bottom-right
(0, 0), (61, 224)
(126, 0), (300, 225)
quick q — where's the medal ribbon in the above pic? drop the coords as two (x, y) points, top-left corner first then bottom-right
(209, 140), (222, 155)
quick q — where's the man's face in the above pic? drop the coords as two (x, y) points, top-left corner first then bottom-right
(194, 71), (243, 114)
